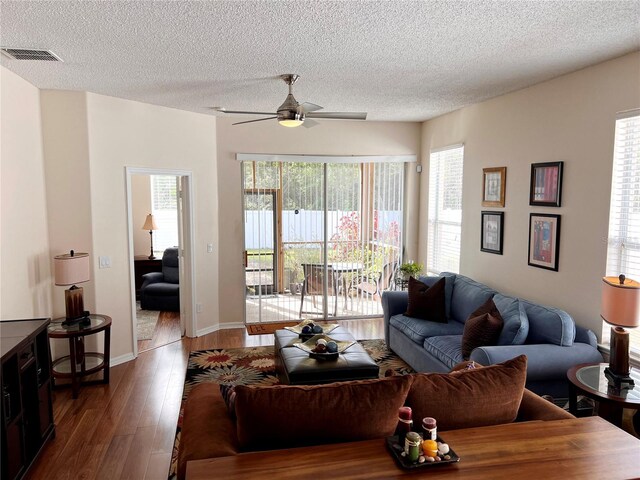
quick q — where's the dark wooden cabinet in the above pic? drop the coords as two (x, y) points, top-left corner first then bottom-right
(1, 318), (55, 480)
(134, 256), (163, 299)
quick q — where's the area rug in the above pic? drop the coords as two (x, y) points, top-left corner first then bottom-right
(136, 302), (159, 340)
(246, 321), (299, 335)
(168, 339), (414, 479)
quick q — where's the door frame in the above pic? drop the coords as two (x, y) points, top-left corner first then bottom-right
(125, 166), (196, 358)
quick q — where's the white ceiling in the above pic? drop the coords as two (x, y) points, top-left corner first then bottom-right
(1, 1), (638, 122)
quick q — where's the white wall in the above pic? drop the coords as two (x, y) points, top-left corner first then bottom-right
(215, 119), (422, 325)
(131, 175), (152, 257)
(418, 51), (640, 337)
(0, 67), (52, 319)
(39, 91), (218, 359)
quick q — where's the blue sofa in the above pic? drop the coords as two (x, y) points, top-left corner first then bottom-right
(382, 272), (603, 398)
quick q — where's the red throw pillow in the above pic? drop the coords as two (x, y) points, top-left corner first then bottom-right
(461, 313), (504, 359)
(404, 276), (447, 323)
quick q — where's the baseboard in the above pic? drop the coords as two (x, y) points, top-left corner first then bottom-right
(111, 352), (136, 367)
(196, 322), (245, 337)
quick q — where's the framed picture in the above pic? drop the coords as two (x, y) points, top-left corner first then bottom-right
(529, 161), (563, 207)
(528, 213), (561, 271)
(482, 167), (506, 207)
(481, 211), (504, 255)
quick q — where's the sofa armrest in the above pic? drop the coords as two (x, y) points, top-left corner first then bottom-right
(575, 325), (598, 348)
(141, 271), (164, 289)
(516, 389), (574, 422)
(177, 384), (239, 480)
(381, 291), (409, 344)
(470, 343), (604, 382)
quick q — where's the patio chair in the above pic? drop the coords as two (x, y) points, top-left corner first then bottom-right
(299, 264), (338, 317)
(349, 261), (397, 307)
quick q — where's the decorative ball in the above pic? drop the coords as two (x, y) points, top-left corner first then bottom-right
(301, 325), (312, 334)
(316, 338), (328, 346)
(312, 325), (323, 333)
(326, 341), (338, 353)
(314, 344), (327, 353)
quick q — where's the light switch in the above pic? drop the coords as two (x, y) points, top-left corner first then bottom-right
(99, 256), (111, 269)
(207, 243), (213, 253)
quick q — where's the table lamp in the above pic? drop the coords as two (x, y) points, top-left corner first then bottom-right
(142, 213), (158, 260)
(601, 274), (640, 386)
(54, 250), (90, 324)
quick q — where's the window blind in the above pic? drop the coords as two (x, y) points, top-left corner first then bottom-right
(151, 175), (179, 253)
(427, 145), (464, 275)
(605, 110), (640, 356)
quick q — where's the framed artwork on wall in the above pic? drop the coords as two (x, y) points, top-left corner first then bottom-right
(528, 213), (561, 271)
(529, 161), (563, 207)
(482, 167), (506, 207)
(481, 211), (504, 254)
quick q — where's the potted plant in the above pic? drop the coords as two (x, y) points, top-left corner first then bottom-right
(399, 261), (423, 280)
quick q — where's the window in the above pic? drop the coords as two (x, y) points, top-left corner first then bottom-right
(151, 175), (179, 253)
(605, 110), (640, 357)
(427, 145), (464, 275)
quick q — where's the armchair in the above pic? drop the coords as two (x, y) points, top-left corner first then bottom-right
(140, 247), (180, 312)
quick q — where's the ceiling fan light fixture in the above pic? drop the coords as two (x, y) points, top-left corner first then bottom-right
(279, 119), (304, 127)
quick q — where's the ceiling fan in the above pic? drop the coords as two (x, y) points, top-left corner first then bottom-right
(215, 74), (367, 128)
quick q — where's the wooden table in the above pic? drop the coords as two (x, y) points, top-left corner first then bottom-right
(186, 417), (640, 479)
(48, 314), (111, 399)
(567, 362), (640, 429)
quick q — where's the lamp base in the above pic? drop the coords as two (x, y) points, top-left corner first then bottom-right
(604, 366), (635, 388)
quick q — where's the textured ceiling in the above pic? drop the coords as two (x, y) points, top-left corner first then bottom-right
(1, 1), (639, 122)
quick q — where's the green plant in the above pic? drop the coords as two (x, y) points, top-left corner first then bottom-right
(400, 261), (423, 278)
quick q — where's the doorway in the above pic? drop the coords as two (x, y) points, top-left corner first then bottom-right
(126, 167), (195, 357)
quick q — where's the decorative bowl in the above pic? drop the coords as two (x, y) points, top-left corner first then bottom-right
(293, 334), (355, 361)
(284, 320), (339, 339)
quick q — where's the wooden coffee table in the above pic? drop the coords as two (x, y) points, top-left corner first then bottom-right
(186, 417), (640, 479)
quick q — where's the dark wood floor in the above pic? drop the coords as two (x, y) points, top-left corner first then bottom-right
(137, 311), (183, 353)
(26, 316), (384, 480)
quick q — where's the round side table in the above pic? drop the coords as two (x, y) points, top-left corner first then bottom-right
(567, 363), (640, 431)
(48, 314), (111, 399)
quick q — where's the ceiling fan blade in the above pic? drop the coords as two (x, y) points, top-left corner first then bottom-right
(299, 102), (323, 113)
(216, 108), (277, 116)
(232, 117), (277, 126)
(302, 119), (319, 129)
(306, 112), (367, 120)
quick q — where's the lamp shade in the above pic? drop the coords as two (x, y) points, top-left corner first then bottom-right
(54, 251), (90, 286)
(142, 214), (158, 231)
(601, 275), (640, 328)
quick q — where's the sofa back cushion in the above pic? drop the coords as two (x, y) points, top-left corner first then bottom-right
(449, 274), (497, 324)
(405, 355), (527, 430)
(521, 300), (575, 346)
(492, 294), (529, 345)
(234, 375), (413, 450)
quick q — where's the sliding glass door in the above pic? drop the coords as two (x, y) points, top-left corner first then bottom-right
(243, 159), (404, 324)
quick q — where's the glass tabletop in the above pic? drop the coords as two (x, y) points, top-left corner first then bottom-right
(48, 314), (110, 335)
(575, 364), (640, 403)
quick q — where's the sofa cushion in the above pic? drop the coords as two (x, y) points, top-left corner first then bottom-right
(423, 335), (465, 368)
(449, 274), (496, 324)
(405, 355), (527, 430)
(141, 282), (179, 296)
(493, 294), (529, 345)
(521, 300), (575, 346)
(405, 276), (447, 323)
(390, 315), (465, 346)
(234, 375), (414, 450)
(418, 273), (456, 318)
(461, 313), (503, 359)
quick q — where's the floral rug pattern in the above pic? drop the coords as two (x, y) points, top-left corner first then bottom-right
(168, 339), (413, 479)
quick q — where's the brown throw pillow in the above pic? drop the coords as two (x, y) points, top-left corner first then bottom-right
(461, 313), (504, 359)
(405, 355), (527, 431)
(404, 276), (447, 323)
(234, 375), (413, 450)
